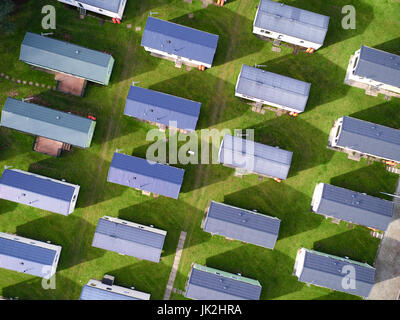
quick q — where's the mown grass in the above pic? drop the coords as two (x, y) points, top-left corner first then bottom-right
(0, 0), (399, 300)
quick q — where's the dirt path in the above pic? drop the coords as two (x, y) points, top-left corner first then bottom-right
(368, 177), (400, 300)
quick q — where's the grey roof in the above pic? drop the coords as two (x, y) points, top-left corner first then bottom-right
(218, 134), (293, 180)
(0, 169), (78, 215)
(236, 65), (311, 112)
(78, 0), (122, 13)
(0, 234), (59, 279)
(298, 249), (375, 298)
(1, 98), (96, 148)
(314, 183), (394, 231)
(124, 86), (201, 131)
(185, 264), (262, 300)
(336, 116), (400, 162)
(203, 201), (280, 249)
(354, 45), (400, 88)
(141, 17), (219, 66)
(254, 0), (330, 45)
(79, 285), (139, 300)
(107, 152), (185, 199)
(20, 32), (114, 85)
(92, 217), (167, 263)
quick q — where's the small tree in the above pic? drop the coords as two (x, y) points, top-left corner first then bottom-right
(0, 0), (15, 34)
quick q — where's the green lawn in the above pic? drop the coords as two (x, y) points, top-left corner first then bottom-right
(0, 0), (399, 300)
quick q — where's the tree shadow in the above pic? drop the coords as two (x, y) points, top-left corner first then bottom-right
(118, 197), (209, 258)
(257, 53), (349, 112)
(313, 291), (362, 300)
(2, 274), (81, 300)
(15, 215), (105, 271)
(283, 0), (374, 48)
(224, 181), (322, 240)
(349, 102), (400, 129)
(168, 6), (265, 67)
(27, 151), (124, 209)
(330, 163), (398, 200)
(245, 117), (335, 178)
(205, 246), (305, 299)
(313, 229), (380, 266)
(373, 237), (400, 283)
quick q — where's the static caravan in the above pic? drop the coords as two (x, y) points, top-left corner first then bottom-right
(311, 183), (394, 231)
(57, 0), (127, 20)
(293, 248), (375, 298)
(141, 17), (219, 70)
(218, 134), (293, 181)
(1, 98), (96, 156)
(80, 275), (150, 300)
(107, 152), (185, 199)
(185, 264), (262, 300)
(0, 169), (80, 216)
(328, 116), (400, 164)
(124, 85), (201, 132)
(345, 45), (400, 96)
(20, 32), (114, 95)
(92, 216), (167, 263)
(253, 0), (330, 51)
(0, 232), (62, 279)
(202, 201), (281, 249)
(235, 64), (311, 114)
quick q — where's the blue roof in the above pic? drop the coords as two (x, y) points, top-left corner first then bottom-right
(141, 17), (219, 66)
(354, 46), (400, 88)
(0, 233), (59, 279)
(236, 65), (311, 112)
(313, 183), (394, 231)
(78, 0), (122, 13)
(1, 98), (96, 148)
(218, 134), (293, 180)
(79, 285), (139, 300)
(0, 169), (78, 215)
(107, 153), (185, 199)
(254, 0), (330, 45)
(203, 201), (281, 249)
(297, 249), (375, 298)
(124, 86), (201, 131)
(92, 217), (167, 263)
(185, 264), (262, 300)
(20, 32), (114, 85)
(337, 116), (400, 162)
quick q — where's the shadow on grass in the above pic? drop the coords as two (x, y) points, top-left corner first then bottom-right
(0, 200), (18, 215)
(245, 117), (335, 178)
(349, 101), (400, 129)
(168, 5), (265, 67)
(2, 274), (81, 300)
(372, 37), (400, 54)
(205, 246), (305, 299)
(118, 197), (208, 258)
(224, 181), (322, 240)
(107, 262), (172, 300)
(27, 151), (124, 209)
(283, 0), (374, 49)
(313, 229), (380, 265)
(258, 53), (349, 112)
(149, 72), (247, 129)
(313, 291), (361, 300)
(15, 215), (104, 271)
(330, 163), (398, 199)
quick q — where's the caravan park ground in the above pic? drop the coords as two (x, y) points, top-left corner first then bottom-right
(0, 0), (400, 300)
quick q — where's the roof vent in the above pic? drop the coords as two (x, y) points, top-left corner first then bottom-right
(241, 219), (247, 223)
(102, 274), (115, 286)
(223, 286), (228, 290)
(75, 50), (80, 54)
(56, 116), (60, 120)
